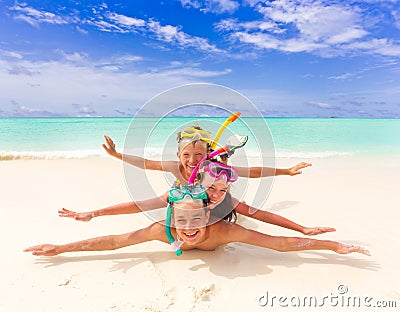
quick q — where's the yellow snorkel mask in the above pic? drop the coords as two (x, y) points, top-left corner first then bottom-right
(177, 127), (212, 145)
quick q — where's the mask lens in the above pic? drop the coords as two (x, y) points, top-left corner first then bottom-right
(169, 188), (186, 201)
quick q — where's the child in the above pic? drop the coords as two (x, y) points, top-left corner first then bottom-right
(59, 125), (310, 221)
(59, 161), (335, 237)
(102, 127), (311, 185)
(103, 128), (211, 186)
(26, 196), (369, 257)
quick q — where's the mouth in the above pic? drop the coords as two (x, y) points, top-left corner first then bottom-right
(187, 164), (197, 169)
(182, 230), (199, 240)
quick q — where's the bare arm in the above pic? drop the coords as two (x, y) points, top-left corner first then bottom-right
(59, 193), (168, 222)
(235, 162), (312, 178)
(225, 223), (369, 255)
(233, 199), (335, 236)
(102, 135), (178, 171)
(24, 223), (166, 256)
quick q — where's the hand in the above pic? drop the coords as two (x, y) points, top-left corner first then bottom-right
(58, 208), (94, 222)
(287, 162), (312, 176)
(302, 227), (336, 236)
(102, 135), (118, 157)
(336, 244), (371, 256)
(24, 244), (61, 256)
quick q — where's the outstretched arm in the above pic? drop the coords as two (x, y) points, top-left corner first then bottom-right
(235, 162), (311, 178)
(102, 135), (177, 171)
(24, 223), (165, 256)
(225, 223), (369, 255)
(59, 193), (168, 222)
(233, 199), (335, 236)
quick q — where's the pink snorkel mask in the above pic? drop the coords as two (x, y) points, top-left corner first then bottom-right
(202, 161), (238, 183)
(188, 135), (248, 184)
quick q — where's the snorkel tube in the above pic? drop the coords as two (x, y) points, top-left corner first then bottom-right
(167, 146), (231, 256)
(210, 112), (240, 151)
(166, 112), (241, 256)
(188, 146), (231, 184)
(165, 204), (183, 256)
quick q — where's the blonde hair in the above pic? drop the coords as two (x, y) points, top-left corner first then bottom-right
(177, 138), (209, 152)
(176, 125), (211, 152)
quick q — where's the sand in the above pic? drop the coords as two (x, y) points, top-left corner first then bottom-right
(1, 156), (399, 311)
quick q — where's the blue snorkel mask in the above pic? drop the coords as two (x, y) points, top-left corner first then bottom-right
(165, 185), (208, 256)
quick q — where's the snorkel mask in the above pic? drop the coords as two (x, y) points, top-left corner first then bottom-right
(165, 185), (208, 256)
(188, 134), (248, 184)
(177, 127), (212, 145)
(202, 161), (239, 183)
(166, 112), (245, 256)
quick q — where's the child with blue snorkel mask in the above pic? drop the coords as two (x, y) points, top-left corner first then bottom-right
(26, 185), (370, 257)
(59, 157), (335, 238)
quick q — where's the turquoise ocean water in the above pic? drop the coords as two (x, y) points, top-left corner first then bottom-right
(0, 118), (399, 160)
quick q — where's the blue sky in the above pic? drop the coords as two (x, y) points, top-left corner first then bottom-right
(0, 0), (399, 117)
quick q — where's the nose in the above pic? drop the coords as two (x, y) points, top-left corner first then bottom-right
(184, 220), (196, 230)
(189, 155), (196, 164)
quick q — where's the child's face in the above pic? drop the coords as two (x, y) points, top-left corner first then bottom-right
(177, 141), (208, 177)
(173, 202), (210, 245)
(201, 174), (229, 209)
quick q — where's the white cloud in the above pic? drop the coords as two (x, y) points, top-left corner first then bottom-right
(0, 55), (232, 117)
(149, 67), (232, 77)
(255, 0), (364, 42)
(181, 0), (239, 14)
(76, 26), (88, 35)
(309, 101), (336, 109)
(8, 65), (39, 76)
(84, 10), (224, 53)
(0, 50), (23, 59)
(343, 38), (400, 57)
(10, 4), (72, 26)
(106, 12), (146, 27)
(328, 73), (353, 80)
(115, 55), (143, 63)
(223, 0), (400, 57)
(147, 20), (223, 53)
(232, 32), (279, 49)
(57, 50), (89, 63)
(86, 18), (126, 33)
(392, 9), (400, 29)
(326, 27), (369, 45)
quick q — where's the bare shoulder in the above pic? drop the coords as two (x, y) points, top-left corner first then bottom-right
(146, 222), (168, 242)
(208, 220), (246, 244)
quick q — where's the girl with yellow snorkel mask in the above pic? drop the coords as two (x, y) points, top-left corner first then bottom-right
(59, 113), (310, 221)
(59, 114), (333, 241)
(101, 112), (311, 185)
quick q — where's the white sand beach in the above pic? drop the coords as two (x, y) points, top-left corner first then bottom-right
(1, 156), (399, 311)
